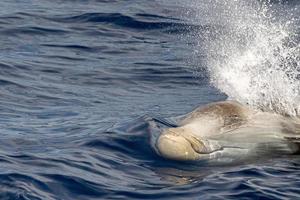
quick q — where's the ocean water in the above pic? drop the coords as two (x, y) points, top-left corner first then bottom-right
(0, 0), (300, 199)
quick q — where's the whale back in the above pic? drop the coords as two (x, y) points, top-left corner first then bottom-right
(179, 101), (254, 135)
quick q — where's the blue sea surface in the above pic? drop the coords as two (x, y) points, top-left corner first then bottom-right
(0, 0), (300, 199)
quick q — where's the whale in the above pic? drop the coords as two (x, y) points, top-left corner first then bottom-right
(151, 101), (300, 163)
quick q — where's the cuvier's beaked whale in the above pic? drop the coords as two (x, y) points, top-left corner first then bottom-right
(151, 101), (300, 163)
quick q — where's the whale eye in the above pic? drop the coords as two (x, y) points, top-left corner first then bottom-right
(224, 114), (244, 128)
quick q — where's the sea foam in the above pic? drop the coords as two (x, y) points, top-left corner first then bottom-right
(191, 0), (300, 116)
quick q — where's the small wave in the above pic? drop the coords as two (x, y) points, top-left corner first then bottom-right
(47, 12), (202, 33)
(1, 26), (68, 36)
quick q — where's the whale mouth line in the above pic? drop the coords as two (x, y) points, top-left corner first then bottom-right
(181, 135), (214, 154)
(166, 132), (247, 153)
(156, 131), (251, 161)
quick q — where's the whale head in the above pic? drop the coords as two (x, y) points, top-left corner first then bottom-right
(155, 126), (300, 163)
(156, 127), (220, 161)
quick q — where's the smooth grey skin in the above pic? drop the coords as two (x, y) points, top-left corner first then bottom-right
(154, 101), (300, 162)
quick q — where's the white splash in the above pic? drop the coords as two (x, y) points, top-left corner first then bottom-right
(191, 0), (300, 116)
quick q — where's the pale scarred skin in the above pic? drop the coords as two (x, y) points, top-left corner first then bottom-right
(155, 101), (300, 162)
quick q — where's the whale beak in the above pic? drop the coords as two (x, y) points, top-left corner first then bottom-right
(156, 128), (210, 161)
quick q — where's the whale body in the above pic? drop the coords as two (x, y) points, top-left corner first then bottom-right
(151, 101), (300, 163)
